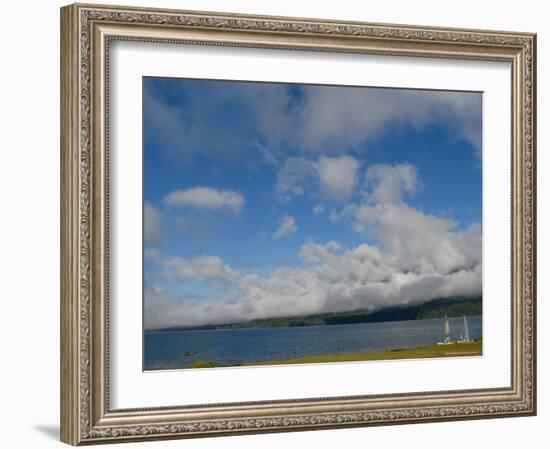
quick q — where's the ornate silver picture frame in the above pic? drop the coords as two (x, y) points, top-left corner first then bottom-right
(60, 3), (536, 445)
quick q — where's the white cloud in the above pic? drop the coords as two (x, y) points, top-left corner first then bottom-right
(146, 231), (480, 329)
(288, 87), (481, 156)
(163, 187), (244, 213)
(328, 203), (358, 223)
(145, 248), (161, 264)
(299, 240), (343, 265)
(144, 202), (164, 245)
(145, 81), (482, 166)
(313, 204), (325, 215)
(145, 162), (482, 330)
(145, 237), (481, 329)
(144, 81), (293, 163)
(334, 163), (480, 275)
(161, 255), (235, 283)
(273, 215), (298, 239)
(275, 157), (317, 202)
(275, 155), (359, 204)
(365, 163), (418, 204)
(351, 203), (480, 274)
(317, 155), (360, 203)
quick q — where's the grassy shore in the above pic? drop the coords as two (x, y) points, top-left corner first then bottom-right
(177, 340), (482, 369)
(245, 340), (482, 367)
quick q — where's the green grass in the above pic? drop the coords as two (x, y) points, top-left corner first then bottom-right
(189, 359), (218, 368)
(163, 340), (482, 369)
(246, 340), (482, 366)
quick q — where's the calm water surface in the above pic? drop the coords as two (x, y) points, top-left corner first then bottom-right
(144, 315), (482, 370)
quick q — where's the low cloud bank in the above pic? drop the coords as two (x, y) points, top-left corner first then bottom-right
(145, 163), (481, 330)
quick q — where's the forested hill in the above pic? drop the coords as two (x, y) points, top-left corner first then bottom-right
(323, 296), (481, 326)
(159, 296), (482, 331)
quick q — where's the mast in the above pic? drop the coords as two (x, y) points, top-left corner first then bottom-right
(444, 314), (450, 338)
(463, 315), (470, 342)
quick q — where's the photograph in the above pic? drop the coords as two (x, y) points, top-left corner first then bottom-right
(143, 77), (483, 370)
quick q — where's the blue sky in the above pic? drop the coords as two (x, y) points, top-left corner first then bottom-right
(143, 77), (482, 329)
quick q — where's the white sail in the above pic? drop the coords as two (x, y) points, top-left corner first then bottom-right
(463, 315), (470, 342)
(437, 314), (453, 345)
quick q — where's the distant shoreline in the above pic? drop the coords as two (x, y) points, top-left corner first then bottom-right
(147, 296), (482, 332)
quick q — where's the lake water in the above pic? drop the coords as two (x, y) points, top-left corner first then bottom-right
(144, 315), (482, 370)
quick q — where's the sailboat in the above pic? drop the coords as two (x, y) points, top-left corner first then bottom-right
(437, 314), (453, 345)
(459, 315), (472, 343)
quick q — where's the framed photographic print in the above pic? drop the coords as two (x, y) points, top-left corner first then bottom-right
(60, 3), (537, 445)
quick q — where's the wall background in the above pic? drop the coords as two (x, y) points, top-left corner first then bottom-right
(0, 0), (546, 448)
